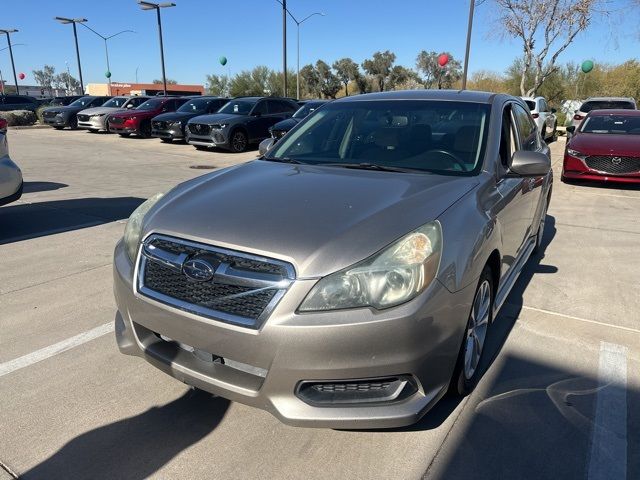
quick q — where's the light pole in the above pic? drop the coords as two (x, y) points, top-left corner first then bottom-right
(291, 13), (324, 100)
(55, 17), (87, 93)
(0, 29), (20, 95)
(138, 1), (175, 96)
(461, 0), (476, 90)
(78, 23), (135, 95)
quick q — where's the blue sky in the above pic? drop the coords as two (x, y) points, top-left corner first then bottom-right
(1, 0), (637, 87)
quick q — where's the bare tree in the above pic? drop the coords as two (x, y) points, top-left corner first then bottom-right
(494, 0), (605, 96)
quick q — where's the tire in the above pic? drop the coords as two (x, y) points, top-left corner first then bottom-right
(194, 145), (208, 151)
(69, 116), (78, 130)
(88, 129), (98, 133)
(53, 126), (64, 130)
(161, 138), (172, 143)
(119, 133), (130, 138)
(551, 122), (557, 142)
(533, 196), (549, 255)
(450, 266), (494, 396)
(230, 129), (248, 153)
(139, 121), (152, 138)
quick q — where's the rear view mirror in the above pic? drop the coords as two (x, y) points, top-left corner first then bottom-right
(509, 151), (550, 176)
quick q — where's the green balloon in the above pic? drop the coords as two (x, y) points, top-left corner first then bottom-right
(105, 71), (112, 78)
(219, 56), (227, 66)
(581, 60), (594, 74)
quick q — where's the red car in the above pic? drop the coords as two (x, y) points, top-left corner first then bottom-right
(562, 109), (640, 184)
(108, 97), (188, 138)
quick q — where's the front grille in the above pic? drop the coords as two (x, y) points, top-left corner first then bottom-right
(137, 235), (295, 328)
(109, 116), (124, 125)
(43, 111), (58, 118)
(585, 155), (640, 174)
(189, 123), (211, 135)
(77, 114), (90, 122)
(271, 129), (287, 139)
(153, 121), (167, 130)
(312, 381), (393, 393)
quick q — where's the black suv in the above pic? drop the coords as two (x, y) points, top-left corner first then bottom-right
(186, 97), (299, 152)
(0, 95), (41, 112)
(151, 96), (229, 142)
(42, 96), (112, 129)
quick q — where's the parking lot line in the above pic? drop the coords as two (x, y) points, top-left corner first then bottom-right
(520, 305), (640, 335)
(587, 342), (628, 480)
(0, 322), (113, 378)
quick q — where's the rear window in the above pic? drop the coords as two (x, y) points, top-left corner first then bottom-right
(525, 100), (536, 111)
(580, 101), (635, 113)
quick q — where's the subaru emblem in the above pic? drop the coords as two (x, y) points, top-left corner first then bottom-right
(182, 258), (215, 282)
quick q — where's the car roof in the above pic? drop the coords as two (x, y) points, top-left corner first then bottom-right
(587, 109), (640, 116)
(583, 97), (636, 102)
(333, 89), (500, 104)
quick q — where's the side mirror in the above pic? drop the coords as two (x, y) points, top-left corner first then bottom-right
(509, 150), (550, 177)
(259, 137), (275, 156)
(551, 108), (557, 114)
(126, 104), (134, 109)
(566, 126), (576, 134)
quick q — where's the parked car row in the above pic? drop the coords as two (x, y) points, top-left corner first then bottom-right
(41, 94), (324, 153)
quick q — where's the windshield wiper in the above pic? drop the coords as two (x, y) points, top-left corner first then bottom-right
(318, 162), (419, 173)
(263, 157), (304, 164)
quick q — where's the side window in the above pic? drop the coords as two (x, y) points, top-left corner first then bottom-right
(280, 100), (297, 113)
(499, 105), (517, 171)
(252, 101), (268, 115)
(131, 97), (145, 107)
(513, 104), (538, 152)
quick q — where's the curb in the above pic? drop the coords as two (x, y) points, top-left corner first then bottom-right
(8, 124), (51, 130)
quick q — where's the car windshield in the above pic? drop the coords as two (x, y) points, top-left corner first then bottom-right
(218, 100), (256, 115)
(580, 101), (635, 112)
(101, 97), (128, 108)
(580, 115), (640, 135)
(525, 100), (536, 111)
(136, 99), (164, 111)
(69, 97), (95, 107)
(293, 102), (324, 119)
(178, 98), (213, 113)
(266, 100), (491, 175)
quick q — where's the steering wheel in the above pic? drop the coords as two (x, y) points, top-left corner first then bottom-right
(424, 149), (467, 171)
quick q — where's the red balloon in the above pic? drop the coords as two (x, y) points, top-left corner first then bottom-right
(18, 72), (25, 80)
(437, 54), (449, 67)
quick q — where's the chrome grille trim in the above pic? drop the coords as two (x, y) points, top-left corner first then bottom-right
(135, 234), (296, 329)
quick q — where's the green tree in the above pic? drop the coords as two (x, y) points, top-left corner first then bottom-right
(267, 70), (297, 97)
(332, 58), (360, 96)
(152, 78), (178, 85)
(32, 65), (56, 96)
(300, 64), (322, 98)
(53, 72), (80, 94)
(362, 50), (396, 91)
(316, 60), (341, 99)
(206, 74), (230, 96)
(416, 51), (462, 89)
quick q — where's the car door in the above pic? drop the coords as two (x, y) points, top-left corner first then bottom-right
(494, 103), (538, 277)
(246, 100), (270, 141)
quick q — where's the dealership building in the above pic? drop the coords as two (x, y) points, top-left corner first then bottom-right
(86, 82), (205, 96)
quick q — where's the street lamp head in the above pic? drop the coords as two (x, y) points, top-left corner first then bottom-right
(0, 29), (19, 34)
(54, 17), (87, 24)
(138, 1), (176, 9)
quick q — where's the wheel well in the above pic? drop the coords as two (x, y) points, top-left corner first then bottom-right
(486, 249), (501, 296)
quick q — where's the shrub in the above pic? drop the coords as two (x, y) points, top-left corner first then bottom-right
(0, 110), (37, 127)
(36, 105), (49, 124)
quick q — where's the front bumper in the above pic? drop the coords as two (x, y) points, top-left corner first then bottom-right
(78, 116), (107, 131)
(43, 115), (69, 127)
(113, 238), (475, 428)
(152, 126), (183, 140)
(562, 155), (640, 184)
(186, 129), (228, 148)
(109, 124), (138, 135)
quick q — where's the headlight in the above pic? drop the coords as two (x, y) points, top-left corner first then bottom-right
(212, 124), (228, 129)
(299, 222), (442, 312)
(123, 192), (164, 261)
(567, 148), (586, 160)
(171, 120), (182, 127)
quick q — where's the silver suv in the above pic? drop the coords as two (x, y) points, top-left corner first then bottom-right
(114, 90), (552, 428)
(521, 96), (557, 141)
(571, 97), (636, 133)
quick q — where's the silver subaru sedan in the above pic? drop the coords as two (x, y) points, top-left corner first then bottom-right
(113, 90), (552, 429)
(0, 127), (22, 207)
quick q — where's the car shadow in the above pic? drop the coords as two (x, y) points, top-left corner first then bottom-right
(564, 179), (640, 192)
(19, 390), (230, 480)
(356, 216), (558, 433)
(0, 196), (144, 244)
(22, 181), (68, 193)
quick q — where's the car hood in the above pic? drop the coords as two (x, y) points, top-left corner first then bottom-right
(569, 133), (640, 156)
(144, 161), (478, 278)
(153, 111), (198, 122)
(271, 118), (299, 132)
(110, 109), (158, 119)
(189, 113), (242, 125)
(78, 106), (125, 116)
(44, 105), (84, 114)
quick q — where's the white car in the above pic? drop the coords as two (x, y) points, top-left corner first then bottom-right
(521, 96), (557, 141)
(571, 97), (636, 134)
(77, 96), (150, 132)
(0, 125), (23, 206)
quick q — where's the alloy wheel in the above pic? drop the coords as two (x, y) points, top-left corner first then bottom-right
(463, 280), (491, 380)
(231, 131), (247, 152)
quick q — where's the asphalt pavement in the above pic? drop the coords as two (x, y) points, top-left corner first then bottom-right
(0, 129), (638, 480)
